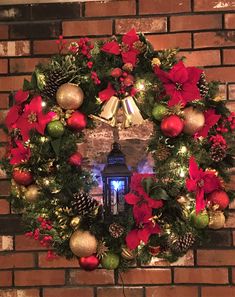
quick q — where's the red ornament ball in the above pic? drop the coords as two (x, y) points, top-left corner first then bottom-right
(69, 152), (82, 166)
(160, 115), (184, 137)
(67, 111), (87, 131)
(208, 190), (230, 210)
(111, 68), (122, 78)
(123, 74), (134, 87)
(13, 169), (33, 186)
(79, 254), (100, 271)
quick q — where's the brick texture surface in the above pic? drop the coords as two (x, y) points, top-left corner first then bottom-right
(0, 1), (235, 297)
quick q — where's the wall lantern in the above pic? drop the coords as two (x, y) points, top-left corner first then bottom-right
(102, 142), (132, 217)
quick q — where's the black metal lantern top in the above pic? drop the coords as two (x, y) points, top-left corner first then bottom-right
(102, 142), (132, 216)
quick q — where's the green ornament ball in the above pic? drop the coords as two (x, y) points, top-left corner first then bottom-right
(101, 252), (120, 270)
(47, 120), (65, 138)
(152, 104), (168, 121)
(190, 210), (209, 229)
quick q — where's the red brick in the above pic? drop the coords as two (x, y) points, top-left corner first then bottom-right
(38, 252), (78, 268)
(171, 14), (222, 31)
(69, 269), (114, 285)
(0, 199), (10, 213)
(147, 33), (191, 50)
(10, 57), (49, 73)
(0, 252), (35, 269)
(139, 0), (191, 14)
(14, 269), (65, 286)
(223, 49), (235, 64)
(43, 287), (94, 297)
(146, 286), (198, 297)
(0, 41), (30, 57)
(15, 235), (48, 251)
(0, 289), (40, 297)
(0, 93), (9, 109)
(0, 271), (12, 287)
(0, 179), (11, 196)
(0, 110), (7, 124)
(202, 286), (235, 297)
(119, 268), (171, 285)
(85, 0), (136, 17)
(0, 59), (8, 74)
(97, 287), (143, 297)
(225, 212), (235, 227)
(63, 20), (112, 37)
(0, 75), (31, 92)
(0, 25), (8, 39)
(174, 268), (228, 284)
(233, 231), (235, 245)
(197, 249), (235, 265)
(115, 17), (167, 34)
(225, 13), (235, 28)
(194, 0), (235, 11)
(194, 32), (235, 48)
(179, 50), (220, 66)
(0, 147), (7, 160)
(33, 40), (59, 55)
(204, 67), (235, 82)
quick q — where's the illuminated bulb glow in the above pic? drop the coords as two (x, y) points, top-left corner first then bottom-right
(179, 168), (186, 178)
(179, 145), (187, 154)
(111, 180), (122, 191)
(40, 136), (48, 143)
(41, 101), (47, 107)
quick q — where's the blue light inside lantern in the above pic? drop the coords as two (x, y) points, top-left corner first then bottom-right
(111, 180), (122, 191)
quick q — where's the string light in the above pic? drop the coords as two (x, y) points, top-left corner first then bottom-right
(40, 136), (48, 143)
(178, 145), (188, 155)
(41, 101), (47, 107)
(135, 80), (146, 91)
(179, 167), (186, 178)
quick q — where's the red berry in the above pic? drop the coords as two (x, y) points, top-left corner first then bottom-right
(160, 115), (184, 137)
(69, 152), (83, 166)
(208, 190), (230, 210)
(12, 169), (33, 186)
(110, 68), (122, 78)
(67, 111), (87, 130)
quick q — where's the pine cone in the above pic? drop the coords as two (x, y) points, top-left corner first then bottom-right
(109, 223), (124, 238)
(41, 69), (66, 99)
(168, 232), (195, 254)
(71, 192), (99, 217)
(197, 72), (209, 98)
(210, 143), (227, 162)
(155, 143), (170, 161)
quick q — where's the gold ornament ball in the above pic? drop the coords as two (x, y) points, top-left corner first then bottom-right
(69, 230), (98, 257)
(56, 83), (84, 110)
(209, 211), (226, 229)
(121, 246), (136, 260)
(70, 217), (81, 229)
(183, 107), (205, 135)
(25, 185), (40, 202)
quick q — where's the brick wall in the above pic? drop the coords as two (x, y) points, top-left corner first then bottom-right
(0, 1), (235, 296)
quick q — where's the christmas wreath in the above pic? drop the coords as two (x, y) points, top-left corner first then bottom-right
(1, 29), (235, 271)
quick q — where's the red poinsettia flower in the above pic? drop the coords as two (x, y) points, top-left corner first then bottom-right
(186, 157), (221, 213)
(101, 41), (120, 55)
(154, 61), (202, 107)
(16, 96), (55, 141)
(10, 140), (31, 165)
(98, 82), (116, 102)
(14, 89), (29, 105)
(196, 109), (221, 138)
(5, 105), (23, 130)
(126, 203), (161, 250)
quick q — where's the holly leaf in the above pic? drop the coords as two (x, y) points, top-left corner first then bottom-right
(150, 187), (169, 200)
(141, 177), (154, 195)
(51, 138), (61, 156)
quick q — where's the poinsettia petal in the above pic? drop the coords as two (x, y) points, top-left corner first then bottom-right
(195, 187), (206, 213)
(188, 156), (199, 180)
(101, 41), (120, 55)
(187, 67), (203, 84)
(125, 193), (140, 205)
(168, 61), (188, 84)
(203, 173), (221, 193)
(181, 83), (201, 102)
(126, 229), (140, 250)
(36, 112), (55, 135)
(204, 109), (221, 127)
(98, 83), (116, 102)
(137, 227), (151, 244)
(154, 66), (170, 84)
(167, 89), (185, 107)
(145, 196), (163, 209)
(14, 89), (29, 104)
(28, 96), (42, 114)
(133, 203), (152, 224)
(122, 28), (139, 46)
(5, 105), (21, 130)
(121, 50), (138, 66)
(16, 117), (31, 141)
(186, 178), (197, 192)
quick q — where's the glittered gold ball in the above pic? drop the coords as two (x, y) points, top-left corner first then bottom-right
(121, 246), (136, 260)
(183, 107), (205, 135)
(25, 185), (40, 202)
(56, 83), (84, 110)
(70, 217), (81, 229)
(69, 230), (97, 257)
(209, 211), (226, 229)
